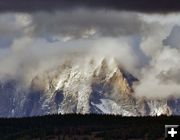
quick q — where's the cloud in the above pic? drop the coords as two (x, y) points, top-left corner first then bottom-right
(0, 36), (89, 86)
(0, 13), (32, 48)
(133, 25), (180, 98)
(90, 37), (140, 75)
(0, 10), (177, 41)
(0, 0), (180, 13)
(1, 10), (180, 99)
(28, 10), (147, 39)
(0, 35), (140, 88)
(0, 10), (155, 41)
(0, 13), (24, 37)
(134, 47), (180, 98)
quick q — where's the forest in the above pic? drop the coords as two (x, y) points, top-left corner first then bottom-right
(0, 114), (180, 140)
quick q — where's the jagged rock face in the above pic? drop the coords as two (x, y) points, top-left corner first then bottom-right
(0, 57), (179, 117)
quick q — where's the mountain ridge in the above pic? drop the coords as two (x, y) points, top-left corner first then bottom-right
(0, 57), (179, 117)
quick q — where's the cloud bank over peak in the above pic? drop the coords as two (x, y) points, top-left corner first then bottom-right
(0, 9), (180, 98)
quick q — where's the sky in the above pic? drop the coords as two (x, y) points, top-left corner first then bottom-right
(0, 0), (180, 98)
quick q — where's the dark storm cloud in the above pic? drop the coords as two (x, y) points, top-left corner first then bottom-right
(0, 0), (180, 13)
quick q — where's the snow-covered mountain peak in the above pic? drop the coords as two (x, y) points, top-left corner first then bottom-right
(0, 56), (179, 117)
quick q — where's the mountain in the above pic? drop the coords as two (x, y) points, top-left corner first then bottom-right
(0, 57), (179, 117)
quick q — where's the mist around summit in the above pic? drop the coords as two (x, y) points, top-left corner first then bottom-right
(0, 2), (180, 116)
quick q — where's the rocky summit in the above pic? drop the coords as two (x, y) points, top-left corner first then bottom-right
(0, 57), (179, 117)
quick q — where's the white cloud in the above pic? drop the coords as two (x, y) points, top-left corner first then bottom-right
(134, 47), (180, 98)
(1, 11), (180, 98)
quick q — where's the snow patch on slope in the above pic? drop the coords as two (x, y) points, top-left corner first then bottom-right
(91, 99), (135, 116)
